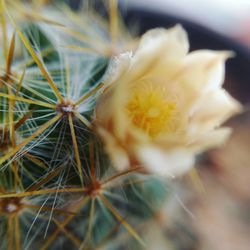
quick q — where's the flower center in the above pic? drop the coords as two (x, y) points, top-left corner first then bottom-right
(126, 82), (177, 137)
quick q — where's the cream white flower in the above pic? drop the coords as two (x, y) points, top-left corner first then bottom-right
(95, 25), (242, 177)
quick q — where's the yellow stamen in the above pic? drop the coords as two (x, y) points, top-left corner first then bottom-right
(126, 82), (177, 137)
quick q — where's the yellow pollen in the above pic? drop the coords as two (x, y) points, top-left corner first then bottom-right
(126, 83), (177, 137)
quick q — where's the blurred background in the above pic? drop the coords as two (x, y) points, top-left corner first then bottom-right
(121, 1), (250, 249)
(125, 0), (250, 48)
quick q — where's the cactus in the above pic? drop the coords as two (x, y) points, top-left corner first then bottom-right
(0, 1), (241, 250)
(0, 1), (168, 249)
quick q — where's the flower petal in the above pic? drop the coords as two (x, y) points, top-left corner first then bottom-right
(105, 51), (133, 84)
(130, 25), (189, 81)
(135, 25), (189, 60)
(189, 127), (232, 152)
(136, 146), (195, 177)
(97, 127), (130, 171)
(188, 89), (242, 135)
(179, 50), (232, 93)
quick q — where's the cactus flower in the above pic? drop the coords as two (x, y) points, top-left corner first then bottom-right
(95, 25), (241, 177)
